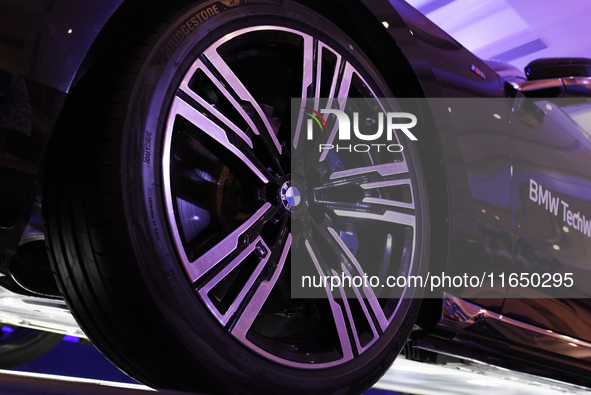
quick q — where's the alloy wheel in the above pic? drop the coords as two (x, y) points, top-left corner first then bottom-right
(162, 25), (423, 368)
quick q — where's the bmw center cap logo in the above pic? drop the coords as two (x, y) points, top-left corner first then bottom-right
(280, 181), (301, 212)
(287, 187), (301, 206)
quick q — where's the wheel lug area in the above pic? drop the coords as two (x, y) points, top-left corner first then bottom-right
(255, 241), (268, 258)
(241, 234), (251, 245)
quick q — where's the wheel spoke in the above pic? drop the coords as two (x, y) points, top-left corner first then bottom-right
(360, 178), (415, 210)
(328, 209), (417, 309)
(326, 227), (390, 332)
(304, 239), (354, 362)
(313, 62), (363, 164)
(313, 163), (415, 219)
(179, 59), (254, 149)
(304, 220), (389, 353)
(183, 203), (274, 282)
(293, 39), (340, 150)
(202, 47), (283, 155)
(295, 52), (359, 170)
(314, 42), (342, 102)
(334, 264), (379, 353)
(168, 96), (271, 184)
(198, 235), (272, 326)
(330, 161), (409, 180)
(333, 208), (415, 227)
(231, 234), (291, 341)
(313, 176), (415, 214)
(334, 61), (355, 101)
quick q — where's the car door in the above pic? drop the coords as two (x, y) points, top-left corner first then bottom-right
(504, 96), (591, 342)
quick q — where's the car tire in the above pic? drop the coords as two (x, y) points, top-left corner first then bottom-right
(44, 1), (429, 393)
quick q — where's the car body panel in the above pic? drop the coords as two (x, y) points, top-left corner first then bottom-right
(416, 293), (591, 388)
(0, 75), (64, 229)
(0, 0), (123, 93)
(0, 0), (123, 228)
(502, 98), (591, 342)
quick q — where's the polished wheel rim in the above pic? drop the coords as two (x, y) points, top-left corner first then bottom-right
(162, 25), (421, 368)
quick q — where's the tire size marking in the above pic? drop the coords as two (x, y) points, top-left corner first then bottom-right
(148, 196), (161, 241)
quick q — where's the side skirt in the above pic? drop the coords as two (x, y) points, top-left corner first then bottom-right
(411, 293), (591, 389)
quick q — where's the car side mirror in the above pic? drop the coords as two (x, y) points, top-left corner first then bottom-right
(504, 58), (591, 99)
(525, 58), (591, 80)
(503, 58), (591, 129)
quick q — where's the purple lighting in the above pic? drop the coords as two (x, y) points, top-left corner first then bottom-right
(63, 335), (80, 343)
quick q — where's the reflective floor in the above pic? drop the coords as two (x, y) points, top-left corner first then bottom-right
(376, 356), (591, 395)
(0, 370), (155, 395)
(3, 333), (591, 395)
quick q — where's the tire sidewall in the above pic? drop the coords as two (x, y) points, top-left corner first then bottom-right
(120, 1), (428, 393)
